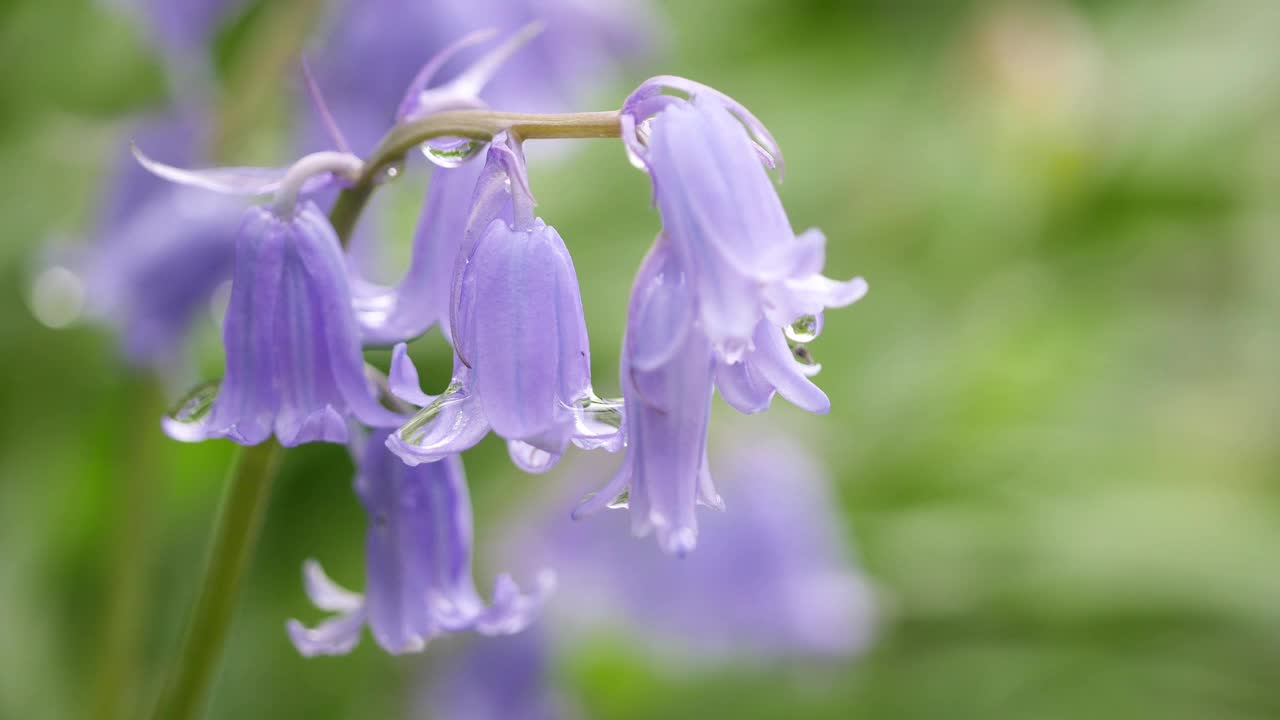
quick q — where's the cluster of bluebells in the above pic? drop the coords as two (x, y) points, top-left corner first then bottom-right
(87, 10), (867, 657)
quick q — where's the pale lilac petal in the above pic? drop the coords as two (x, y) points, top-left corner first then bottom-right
(291, 207), (404, 430)
(572, 454), (632, 519)
(715, 359), (774, 415)
(507, 441), (561, 474)
(626, 236), (693, 373)
(200, 203), (399, 447)
(131, 144), (335, 197)
(286, 611), (366, 657)
(301, 558), (363, 612)
(388, 343), (435, 408)
(401, 23), (544, 120)
(547, 228), (592, 402)
(357, 158), (485, 345)
(207, 207), (284, 445)
(387, 368), (491, 466)
(470, 221), (562, 440)
(470, 571), (556, 636)
(624, 330), (716, 554)
(396, 28), (499, 119)
(764, 274), (869, 329)
(748, 322), (831, 415)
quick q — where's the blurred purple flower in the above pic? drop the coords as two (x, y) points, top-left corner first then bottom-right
(622, 78), (867, 364)
(353, 156), (485, 345)
(306, 0), (659, 154)
(574, 237), (722, 555)
(421, 627), (575, 720)
(163, 200), (401, 446)
(385, 136), (619, 473)
(74, 113), (240, 366)
(288, 432), (552, 656)
(517, 429), (878, 659)
(111, 0), (245, 56)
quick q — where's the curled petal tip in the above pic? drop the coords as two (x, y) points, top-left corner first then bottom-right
(131, 143), (285, 196)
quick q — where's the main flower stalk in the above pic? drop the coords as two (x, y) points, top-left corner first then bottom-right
(331, 110), (621, 240)
(151, 109), (620, 720)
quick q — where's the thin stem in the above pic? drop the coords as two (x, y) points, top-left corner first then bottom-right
(272, 150), (363, 216)
(150, 440), (283, 720)
(329, 109), (621, 248)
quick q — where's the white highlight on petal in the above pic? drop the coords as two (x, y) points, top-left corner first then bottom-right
(302, 558), (364, 613)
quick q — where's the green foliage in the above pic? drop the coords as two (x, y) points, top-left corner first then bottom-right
(1, 0), (1278, 718)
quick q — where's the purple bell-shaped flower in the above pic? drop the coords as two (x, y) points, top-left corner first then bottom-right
(621, 77), (867, 364)
(385, 136), (619, 473)
(137, 148), (403, 445)
(574, 237), (724, 556)
(288, 431), (552, 655)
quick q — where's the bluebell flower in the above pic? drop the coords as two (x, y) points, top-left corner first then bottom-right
(574, 237), (723, 555)
(385, 137), (619, 472)
(71, 113), (240, 366)
(305, 0), (658, 153)
(419, 628), (572, 720)
(621, 77), (868, 364)
(138, 149), (403, 445)
(288, 431), (552, 655)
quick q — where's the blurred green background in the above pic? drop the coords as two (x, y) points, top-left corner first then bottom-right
(3, 0), (1280, 718)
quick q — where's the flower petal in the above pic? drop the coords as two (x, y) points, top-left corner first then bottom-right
(507, 440), (562, 474)
(627, 236), (694, 373)
(387, 370), (490, 466)
(388, 343), (435, 408)
(749, 322), (831, 415)
(301, 558), (363, 613)
(469, 221), (561, 440)
(131, 144), (335, 197)
(715, 358), (774, 414)
(286, 610), (366, 657)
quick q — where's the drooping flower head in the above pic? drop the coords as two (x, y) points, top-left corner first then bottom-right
(288, 431), (552, 656)
(574, 237), (722, 556)
(139, 149), (402, 446)
(574, 79), (869, 552)
(385, 135), (620, 473)
(621, 77), (868, 365)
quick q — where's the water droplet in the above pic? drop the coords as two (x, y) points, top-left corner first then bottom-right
(28, 265), (84, 329)
(167, 380), (220, 426)
(785, 314), (822, 344)
(420, 137), (486, 168)
(400, 381), (468, 444)
(607, 490), (630, 510)
(569, 392), (624, 450)
(791, 344), (818, 367)
(375, 158), (405, 185)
